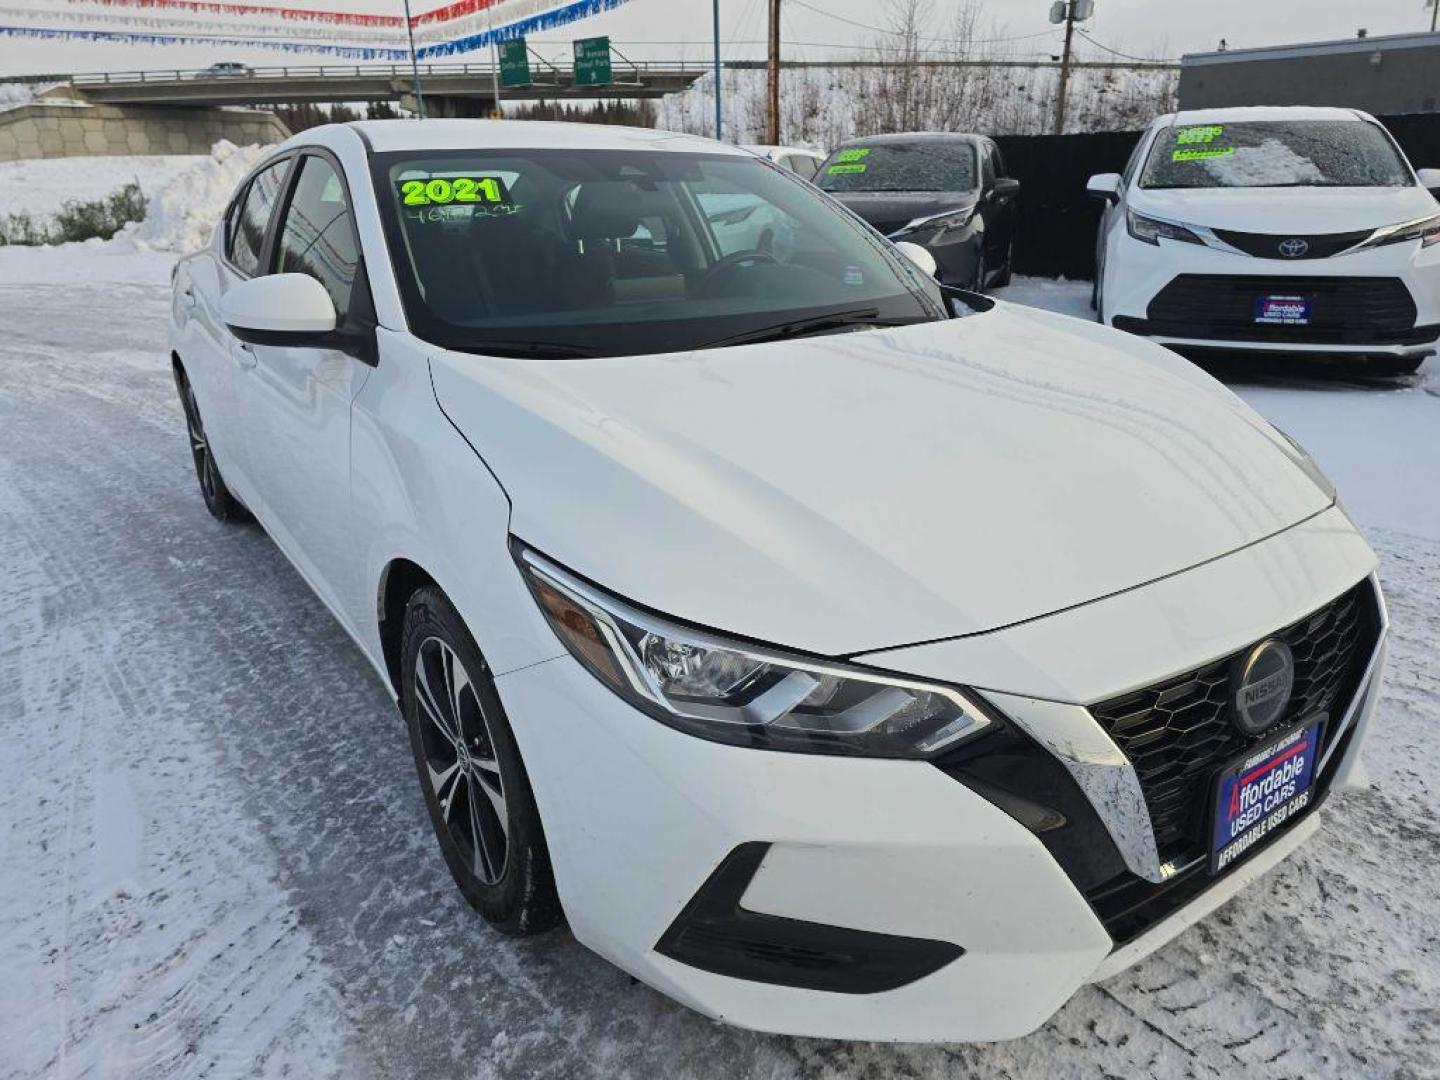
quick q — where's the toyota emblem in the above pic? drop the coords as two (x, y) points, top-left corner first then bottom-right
(1278, 238), (1310, 258)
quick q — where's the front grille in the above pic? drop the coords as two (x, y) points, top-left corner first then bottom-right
(1211, 227), (1373, 260)
(1140, 275), (1422, 345)
(1089, 580), (1380, 868)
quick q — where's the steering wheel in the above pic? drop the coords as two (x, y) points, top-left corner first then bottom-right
(695, 250), (779, 297)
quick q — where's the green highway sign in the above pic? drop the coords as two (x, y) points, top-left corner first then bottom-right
(499, 37), (531, 88)
(573, 36), (612, 87)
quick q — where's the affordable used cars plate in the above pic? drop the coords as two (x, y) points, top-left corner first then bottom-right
(1211, 720), (1323, 873)
(1253, 294), (1313, 325)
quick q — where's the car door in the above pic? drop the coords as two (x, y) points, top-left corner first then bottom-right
(236, 150), (373, 621)
(987, 142), (1018, 264)
(1097, 128), (1153, 308)
(186, 155), (294, 507)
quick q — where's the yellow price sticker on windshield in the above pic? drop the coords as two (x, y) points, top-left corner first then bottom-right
(1173, 146), (1235, 162)
(1175, 124), (1224, 146)
(398, 176), (511, 207)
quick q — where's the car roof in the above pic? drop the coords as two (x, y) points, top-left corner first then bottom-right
(742, 144), (824, 157)
(344, 119), (748, 156)
(838, 132), (984, 147)
(1151, 105), (1374, 128)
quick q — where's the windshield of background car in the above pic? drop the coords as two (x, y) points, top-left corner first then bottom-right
(371, 149), (943, 357)
(816, 143), (978, 194)
(1139, 120), (1412, 189)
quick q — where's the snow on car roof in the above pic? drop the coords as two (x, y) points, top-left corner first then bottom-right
(345, 118), (744, 156)
(1153, 106), (1374, 128)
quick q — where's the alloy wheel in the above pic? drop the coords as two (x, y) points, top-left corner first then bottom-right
(413, 636), (510, 885)
(181, 379), (217, 503)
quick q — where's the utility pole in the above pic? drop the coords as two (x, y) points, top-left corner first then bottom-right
(1052, 0), (1076, 134)
(713, 0), (723, 140)
(766, 0), (781, 145)
(488, 5), (502, 118)
(402, 0), (426, 119)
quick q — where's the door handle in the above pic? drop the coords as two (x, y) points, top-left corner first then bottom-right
(180, 286), (196, 308)
(234, 342), (257, 369)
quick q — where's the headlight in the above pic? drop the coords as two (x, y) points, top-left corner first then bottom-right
(1126, 209), (1204, 247)
(515, 545), (996, 758)
(891, 206), (975, 239)
(1362, 211), (1440, 250)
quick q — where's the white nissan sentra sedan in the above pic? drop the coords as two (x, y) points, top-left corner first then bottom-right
(1089, 106), (1440, 375)
(169, 120), (1387, 1043)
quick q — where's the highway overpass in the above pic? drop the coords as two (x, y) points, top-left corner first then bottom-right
(14, 60), (707, 112)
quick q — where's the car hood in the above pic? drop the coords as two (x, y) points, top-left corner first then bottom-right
(1131, 184), (1438, 234)
(826, 191), (978, 236)
(429, 304), (1332, 657)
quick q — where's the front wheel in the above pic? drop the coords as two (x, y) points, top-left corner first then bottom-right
(174, 366), (250, 523)
(400, 586), (563, 936)
(992, 241), (1013, 289)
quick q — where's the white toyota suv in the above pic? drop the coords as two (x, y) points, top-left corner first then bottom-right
(169, 119), (1386, 1043)
(1089, 106), (1440, 375)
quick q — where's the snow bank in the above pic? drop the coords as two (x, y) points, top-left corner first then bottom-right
(125, 140), (266, 253)
(0, 82), (34, 113)
(0, 153), (203, 225)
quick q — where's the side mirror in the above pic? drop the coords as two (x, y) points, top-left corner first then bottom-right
(1416, 167), (1440, 194)
(893, 240), (938, 278)
(220, 273), (337, 345)
(1086, 173), (1122, 206)
(992, 177), (1021, 199)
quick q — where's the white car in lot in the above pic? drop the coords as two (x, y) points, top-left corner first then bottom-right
(1089, 106), (1440, 375)
(169, 119), (1387, 1043)
(742, 143), (828, 181)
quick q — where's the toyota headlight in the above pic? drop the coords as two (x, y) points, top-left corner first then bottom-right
(891, 207), (975, 239)
(1362, 211), (1440, 250)
(1126, 209), (1204, 247)
(515, 545), (995, 758)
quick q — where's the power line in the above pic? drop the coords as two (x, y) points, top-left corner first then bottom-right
(1075, 29), (1174, 63)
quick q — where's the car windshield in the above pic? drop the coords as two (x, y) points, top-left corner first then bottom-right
(815, 143), (978, 194)
(371, 148), (944, 358)
(1140, 120), (1412, 189)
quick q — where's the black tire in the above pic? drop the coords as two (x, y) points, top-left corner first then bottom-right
(993, 241), (1013, 288)
(400, 586), (563, 936)
(174, 365), (251, 523)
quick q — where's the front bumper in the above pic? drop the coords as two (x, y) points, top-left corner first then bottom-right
(495, 506), (1384, 1043)
(1103, 228), (1440, 361)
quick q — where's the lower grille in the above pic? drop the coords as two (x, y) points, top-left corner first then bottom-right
(1089, 580), (1380, 868)
(1138, 275), (1421, 345)
(1088, 715), (1363, 946)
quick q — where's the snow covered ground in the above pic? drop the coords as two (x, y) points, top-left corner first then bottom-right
(1, 230), (1437, 1077)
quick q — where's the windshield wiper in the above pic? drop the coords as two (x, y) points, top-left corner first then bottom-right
(694, 307), (914, 351)
(455, 340), (599, 359)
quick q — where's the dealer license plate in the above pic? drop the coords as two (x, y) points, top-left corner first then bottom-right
(1253, 294), (1312, 326)
(1211, 720), (1322, 874)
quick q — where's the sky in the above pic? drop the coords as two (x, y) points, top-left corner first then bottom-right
(0, 0), (1435, 76)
